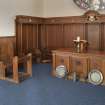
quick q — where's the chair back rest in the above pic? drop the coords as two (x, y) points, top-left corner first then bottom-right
(0, 40), (14, 63)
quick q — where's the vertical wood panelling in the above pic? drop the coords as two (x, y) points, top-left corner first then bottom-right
(16, 15), (44, 56)
(63, 23), (85, 48)
(103, 24), (105, 50)
(46, 25), (57, 48)
(16, 23), (22, 55)
(45, 25), (57, 48)
(16, 12), (105, 58)
(37, 24), (41, 49)
(33, 25), (38, 49)
(85, 23), (88, 41)
(99, 24), (103, 50)
(40, 24), (47, 49)
(17, 23), (38, 55)
(56, 25), (64, 48)
(63, 24), (72, 48)
(22, 24), (27, 53)
(27, 24), (34, 51)
(43, 22), (103, 51)
(87, 23), (100, 50)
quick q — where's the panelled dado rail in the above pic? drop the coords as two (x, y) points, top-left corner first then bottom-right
(44, 11), (105, 24)
(16, 15), (44, 24)
(52, 48), (105, 85)
(16, 10), (105, 61)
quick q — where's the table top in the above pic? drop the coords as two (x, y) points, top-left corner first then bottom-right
(52, 48), (105, 57)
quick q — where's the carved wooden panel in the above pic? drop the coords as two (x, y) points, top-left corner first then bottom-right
(102, 24), (105, 50)
(55, 53), (70, 73)
(89, 56), (105, 85)
(89, 56), (103, 71)
(71, 55), (88, 79)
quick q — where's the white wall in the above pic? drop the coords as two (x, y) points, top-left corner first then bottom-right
(1, 0), (105, 36)
(43, 0), (85, 17)
(0, 0), (43, 37)
(43, 0), (105, 17)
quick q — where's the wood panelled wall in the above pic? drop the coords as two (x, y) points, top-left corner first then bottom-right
(16, 15), (43, 56)
(15, 10), (105, 57)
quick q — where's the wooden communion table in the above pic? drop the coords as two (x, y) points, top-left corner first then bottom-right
(52, 48), (105, 85)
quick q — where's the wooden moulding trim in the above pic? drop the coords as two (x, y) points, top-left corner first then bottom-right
(15, 10), (105, 24)
(0, 36), (16, 38)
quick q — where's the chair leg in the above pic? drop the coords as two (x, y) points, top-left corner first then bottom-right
(26, 53), (32, 77)
(0, 62), (6, 80)
(12, 56), (19, 83)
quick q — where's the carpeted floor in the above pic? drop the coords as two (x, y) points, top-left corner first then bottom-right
(0, 64), (105, 105)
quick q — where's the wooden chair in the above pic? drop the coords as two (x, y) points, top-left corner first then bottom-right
(0, 41), (32, 83)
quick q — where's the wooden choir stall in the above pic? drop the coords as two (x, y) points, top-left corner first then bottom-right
(0, 40), (32, 84)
